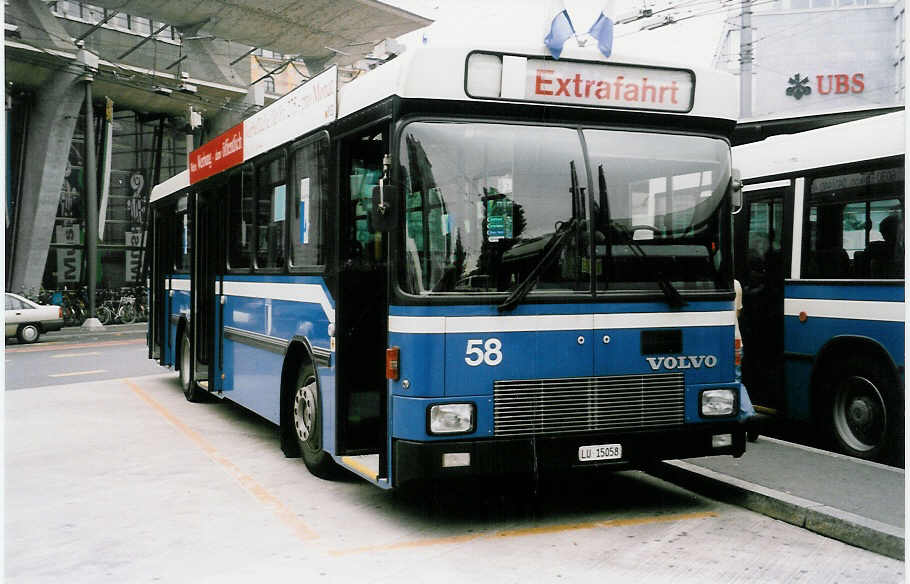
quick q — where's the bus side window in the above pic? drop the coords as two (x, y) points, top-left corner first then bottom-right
(805, 167), (903, 279)
(255, 153), (287, 270)
(343, 130), (385, 266)
(227, 166), (254, 270)
(175, 195), (190, 273)
(290, 137), (328, 268)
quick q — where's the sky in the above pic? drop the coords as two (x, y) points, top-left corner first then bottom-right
(385, 0), (733, 68)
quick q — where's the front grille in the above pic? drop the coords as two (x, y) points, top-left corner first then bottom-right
(493, 373), (685, 437)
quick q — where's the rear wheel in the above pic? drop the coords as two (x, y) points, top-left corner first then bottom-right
(96, 305), (113, 325)
(17, 324), (40, 344)
(292, 364), (338, 478)
(827, 357), (900, 461)
(180, 331), (205, 402)
(119, 304), (137, 324)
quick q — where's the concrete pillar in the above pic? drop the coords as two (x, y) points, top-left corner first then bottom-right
(9, 65), (85, 293)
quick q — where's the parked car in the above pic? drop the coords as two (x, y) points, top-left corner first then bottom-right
(5, 293), (64, 344)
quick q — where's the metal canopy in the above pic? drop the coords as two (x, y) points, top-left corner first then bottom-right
(88, 0), (432, 67)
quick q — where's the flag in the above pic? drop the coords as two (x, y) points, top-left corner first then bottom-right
(588, 11), (614, 58)
(544, 9), (575, 60)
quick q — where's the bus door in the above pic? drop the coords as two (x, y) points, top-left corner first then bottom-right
(735, 185), (790, 411)
(192, 187), (221, 389)
(149, 209), (165, 361)
(335, 124), (390, 461)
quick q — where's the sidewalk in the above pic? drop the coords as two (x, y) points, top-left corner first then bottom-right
(651, 436), (905, 560)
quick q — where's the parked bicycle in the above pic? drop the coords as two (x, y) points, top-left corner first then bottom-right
(96, 290), (138, 325)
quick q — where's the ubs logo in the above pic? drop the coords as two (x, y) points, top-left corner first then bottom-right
(646, 355), (718, 371)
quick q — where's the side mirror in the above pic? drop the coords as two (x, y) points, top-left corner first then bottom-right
(731, 168), (744, 215)
(370, 181), (399, 232)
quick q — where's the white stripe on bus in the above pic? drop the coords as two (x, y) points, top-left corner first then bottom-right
(388, 311), (734, 334)
(171, 279), (191, 291)
(784, 298), (904, 322)
(221, 281), (336, 323)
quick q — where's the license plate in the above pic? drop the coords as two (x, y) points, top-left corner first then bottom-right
(578, 443), (622, 462)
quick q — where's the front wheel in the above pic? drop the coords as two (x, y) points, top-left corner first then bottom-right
(17, 324), (40, 344)
(292, 365), (338, 478)
(828, 358), (899, 461)
(180, 332), (205, 403)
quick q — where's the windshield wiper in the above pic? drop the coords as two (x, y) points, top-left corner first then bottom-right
(498, 161), (584, 312)
(498, 217), (580, 312)
(597, 165), (686, 308)
(610, 221), (687, 308)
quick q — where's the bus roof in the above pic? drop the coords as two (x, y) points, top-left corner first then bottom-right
(149, 169), (189, 203)
(153, 40), (738, 203)
(733, 110), (905, 181)
(338, 41), (738, 121)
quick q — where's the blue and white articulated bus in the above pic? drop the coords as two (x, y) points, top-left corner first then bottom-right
(733, 111), (904, 463)
(148, 38), (752, 488)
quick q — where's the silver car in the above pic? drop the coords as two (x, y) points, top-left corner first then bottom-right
(5, 293), (64, 344)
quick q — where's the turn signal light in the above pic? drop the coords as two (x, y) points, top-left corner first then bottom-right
(386, 346), (400, 381)
(734, 338), (742, 367)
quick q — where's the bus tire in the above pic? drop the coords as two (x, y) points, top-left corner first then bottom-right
(827, 356), (900, 461)
(292, 363), (338, 479)
(180, 331), (205, 403)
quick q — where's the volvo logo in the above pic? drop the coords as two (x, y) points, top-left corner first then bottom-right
(646, 355), (718, 371)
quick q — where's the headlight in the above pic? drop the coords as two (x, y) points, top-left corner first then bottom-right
(701, 389), (736, 417)
(428, 403), (475, 434)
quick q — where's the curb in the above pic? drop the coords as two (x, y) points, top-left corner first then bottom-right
(651, 459), (904, 561)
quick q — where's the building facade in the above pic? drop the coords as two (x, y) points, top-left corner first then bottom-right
(715, 0), (905, 118)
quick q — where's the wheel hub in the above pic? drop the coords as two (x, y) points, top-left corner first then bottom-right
(293, 383), (316, 442)
(833, 375), (886, 453)
(848, 397), (873, 426)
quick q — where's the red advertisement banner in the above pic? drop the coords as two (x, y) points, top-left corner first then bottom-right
(188, 123), (244, 184)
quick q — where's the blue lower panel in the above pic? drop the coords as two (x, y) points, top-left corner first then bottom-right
(223, 339), (283, 424)
(785, 315), (904, 362)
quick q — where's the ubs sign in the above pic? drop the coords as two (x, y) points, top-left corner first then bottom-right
(786, 72), (865, 100)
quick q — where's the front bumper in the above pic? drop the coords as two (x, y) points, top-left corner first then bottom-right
(393, 425), (746, 486)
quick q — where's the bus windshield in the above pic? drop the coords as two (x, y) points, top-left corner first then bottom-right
(398, 121), (731, 297)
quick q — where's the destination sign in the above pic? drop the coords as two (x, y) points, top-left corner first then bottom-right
(467, 53), (694, 113)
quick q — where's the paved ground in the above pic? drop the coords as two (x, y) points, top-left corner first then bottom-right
(5, 370), (903, 583)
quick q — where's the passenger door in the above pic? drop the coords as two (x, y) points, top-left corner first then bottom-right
(735, 187), (788, 410)
(336, 124), (389, 457)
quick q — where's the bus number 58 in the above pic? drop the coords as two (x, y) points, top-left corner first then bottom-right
(465, 338), (503, 367)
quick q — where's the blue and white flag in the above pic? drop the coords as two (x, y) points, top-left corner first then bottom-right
(545, 3), (615, 60)
(588, 11), (614, 58)
(544, 9), (576, 60)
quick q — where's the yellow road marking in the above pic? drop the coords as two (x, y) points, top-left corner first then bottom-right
(123, 378), (318, 542)
(329, 510), (717, 556)
(51, 352), (102, 359)
(49, 369), (107, 377)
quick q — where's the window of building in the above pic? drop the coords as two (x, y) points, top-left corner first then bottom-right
(290, 137), (328, 268)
